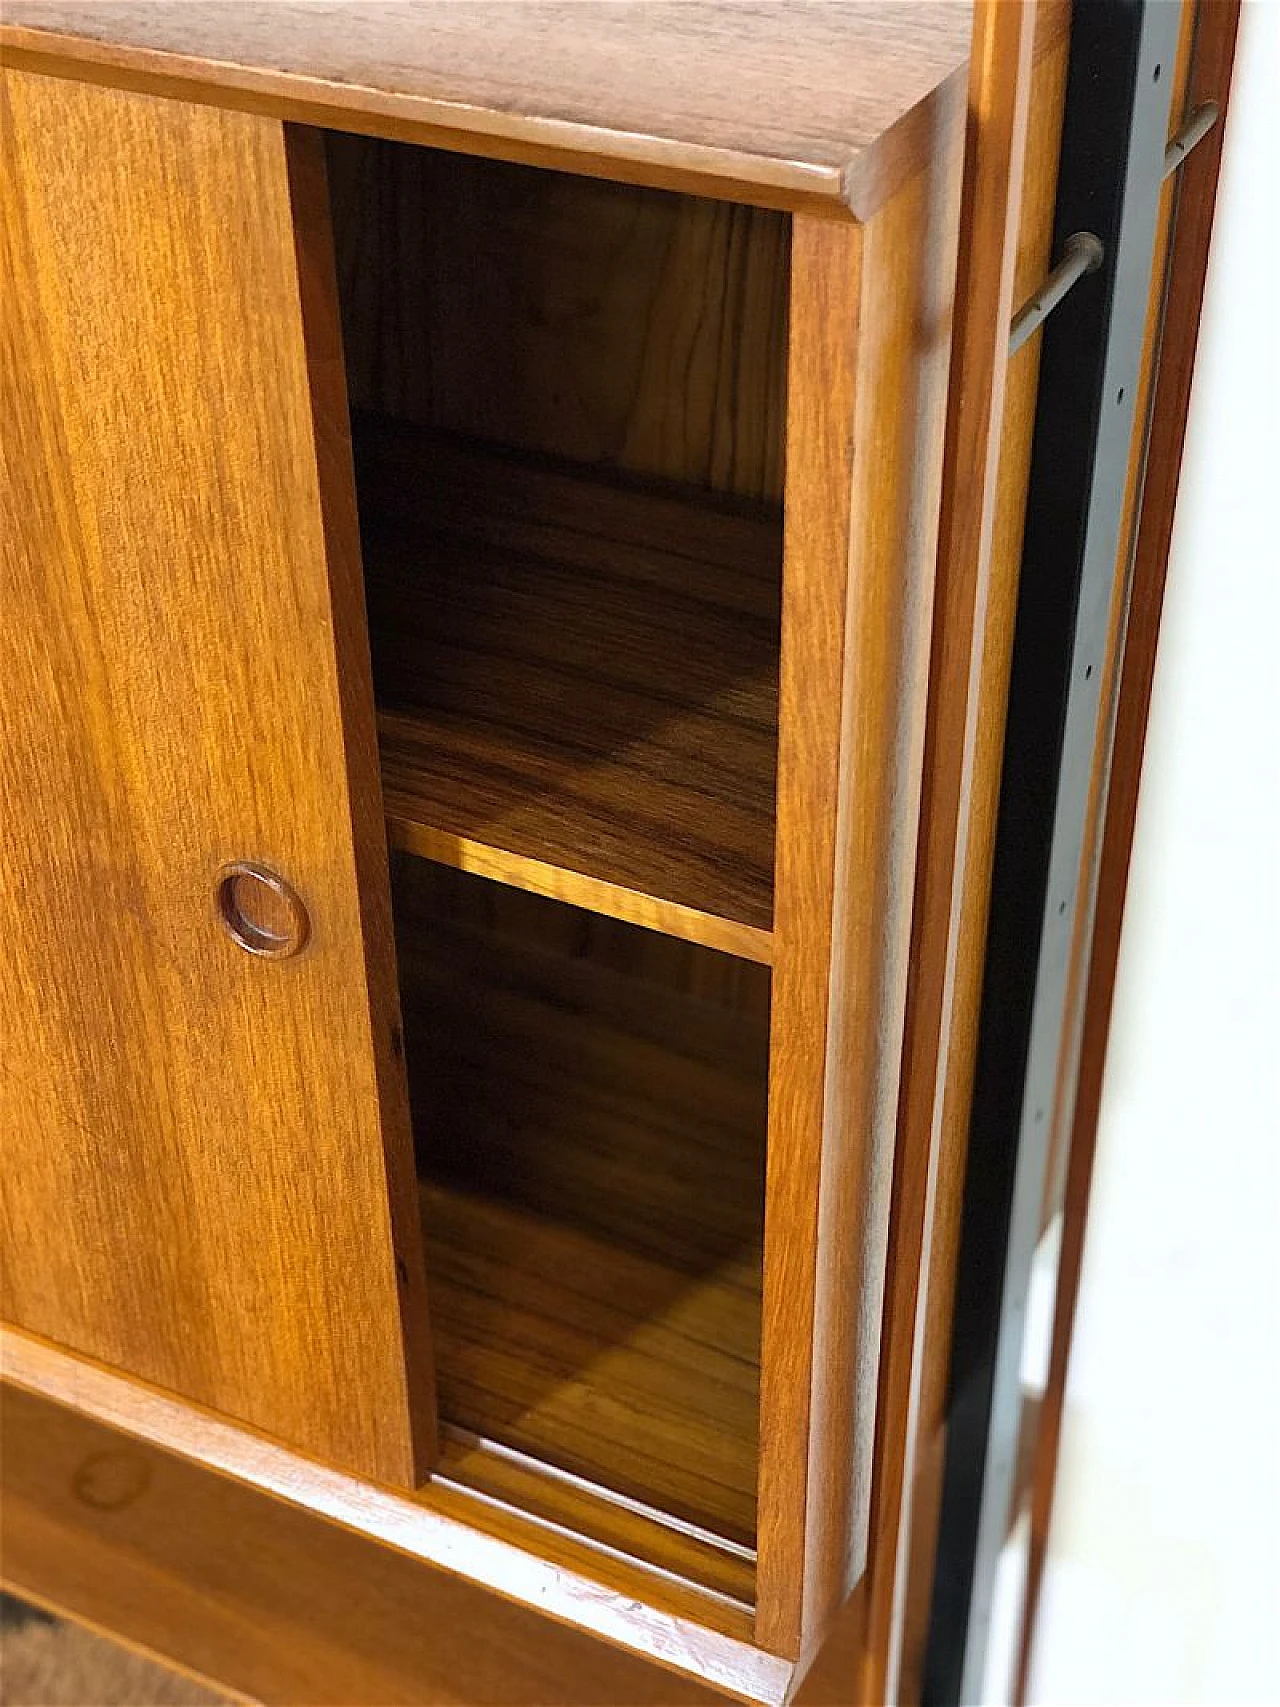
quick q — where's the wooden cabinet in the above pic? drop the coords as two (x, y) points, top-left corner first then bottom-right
(0, 5), (1040, 1701)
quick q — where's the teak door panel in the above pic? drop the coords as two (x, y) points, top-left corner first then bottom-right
(0, 71), (433, 1486)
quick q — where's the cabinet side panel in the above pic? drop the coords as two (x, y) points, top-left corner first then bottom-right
(0, 71), (431, 1484)
(757, 126), (964, 1656)
(859, 3), (1061, 1699)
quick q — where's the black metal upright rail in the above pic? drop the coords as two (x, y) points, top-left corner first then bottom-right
(922, 3), (1194, 1699)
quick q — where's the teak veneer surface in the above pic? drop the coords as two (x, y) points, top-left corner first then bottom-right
(393, 861), (767, 1552)
(362, 420), (780, 960)
(1, 8), (983, 1698)
(423, 1184), (761, 1553)
(1, 1), (972, 217)
(1, 1334), (793, 1703)
(0, 71), (433, 1486)
(755, 129), (963, 1658)
(0, 1382), (737, 1707)
(327, 139), (790, 504)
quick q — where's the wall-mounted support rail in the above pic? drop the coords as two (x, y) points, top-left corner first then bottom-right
(924, 2), (1189, 1699)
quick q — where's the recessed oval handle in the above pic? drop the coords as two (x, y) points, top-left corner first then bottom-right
(216, 862), (309, 960)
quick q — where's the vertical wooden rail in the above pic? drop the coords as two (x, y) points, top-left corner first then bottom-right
(756, 105), (965, 1662)
(859, 3), (1042, 1698)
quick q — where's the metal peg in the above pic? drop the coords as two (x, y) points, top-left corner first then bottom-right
(1008, 231), (1105, 356)
(1163, 101), (1220, 178)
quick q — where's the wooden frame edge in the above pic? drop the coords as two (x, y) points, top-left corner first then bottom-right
(858, 4), (1041, 1697)
(0, 1328), (794, 1707)
(756, 91), (966, 1665)
(0, 25), (961, 221)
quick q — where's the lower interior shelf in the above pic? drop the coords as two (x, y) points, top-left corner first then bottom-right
(392, 858), (769, 1553)
(420, 1182), (760, 1548)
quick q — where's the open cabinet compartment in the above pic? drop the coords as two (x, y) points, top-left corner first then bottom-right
(394, 858), (769, 1553)
(325, 132), (788, 960)
(322, 131), (790, 1588)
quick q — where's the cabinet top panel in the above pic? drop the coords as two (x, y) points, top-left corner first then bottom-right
(1, 0), (970, 217)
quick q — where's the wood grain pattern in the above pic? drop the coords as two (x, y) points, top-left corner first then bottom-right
(0, 1337), (795, 1704)
(357, 420), (780, 955)
(0, 72), (432, 1483)
(424, 1184), (760, 1550)
(392, 859), (768, 1550)
(402, 852), (773, 1021)
(285, 108), (439, 1482)
(328, 140), (790, 502)
(755, 120), (964, 1661)
(0, 1382), (738, 1707)
(857, 3), (1042, 1699)
(0, 2), (972, 218)
(1014, 5), (1240, 1695)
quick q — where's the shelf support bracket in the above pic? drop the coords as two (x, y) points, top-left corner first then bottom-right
(1006, 100), (1219, 357)
(1163, 99), (1220, 176)
(1008, 231), (1105, 355)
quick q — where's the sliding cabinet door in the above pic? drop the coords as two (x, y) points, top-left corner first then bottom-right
(0, 71), (433, 1486)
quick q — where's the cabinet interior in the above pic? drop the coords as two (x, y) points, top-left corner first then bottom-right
(323, 131), (789, 1586)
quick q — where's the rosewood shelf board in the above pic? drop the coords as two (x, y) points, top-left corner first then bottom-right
(394, 862), (769, 1554)
(362, 419), (780, 963)
(1, 1), (971, 218)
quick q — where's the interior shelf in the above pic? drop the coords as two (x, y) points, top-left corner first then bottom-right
(392, 860), (769, 1550)
(358, 416), (781, 963)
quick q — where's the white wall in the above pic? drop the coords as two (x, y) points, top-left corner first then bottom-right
(1029, 4), (1280, 1701)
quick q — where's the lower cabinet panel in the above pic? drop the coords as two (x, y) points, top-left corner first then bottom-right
(0, 1384), (728, 1707)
